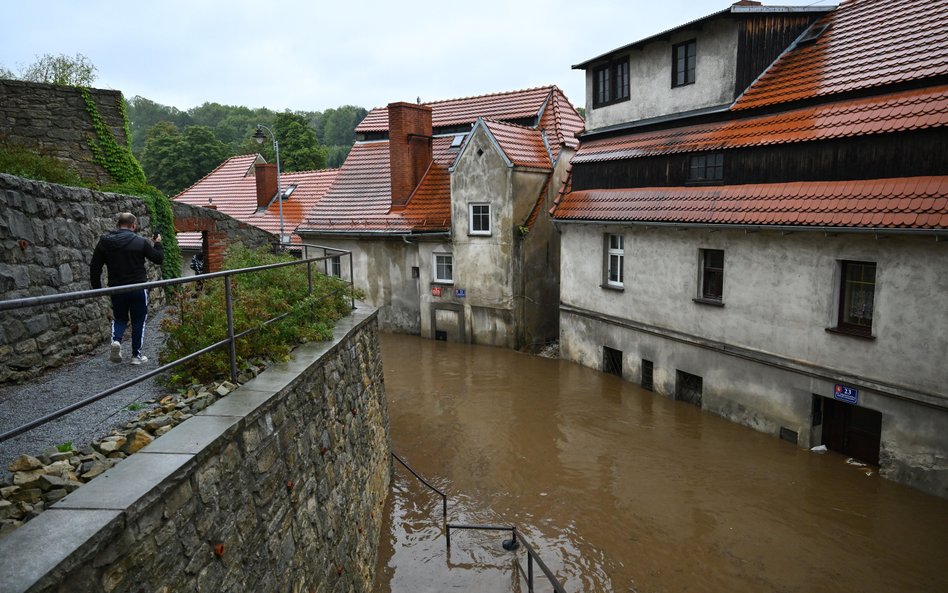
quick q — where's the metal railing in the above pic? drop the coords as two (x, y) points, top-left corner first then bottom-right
(392, 451), (567, 593)
(0, 242), (354, 444)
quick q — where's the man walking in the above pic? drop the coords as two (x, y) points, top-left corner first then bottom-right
(90, 212), (164, 364)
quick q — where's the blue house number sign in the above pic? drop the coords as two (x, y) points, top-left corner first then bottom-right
(455, 288), (466, 298)
(834, 384), (858, 404)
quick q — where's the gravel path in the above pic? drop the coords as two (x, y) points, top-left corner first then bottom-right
(0, 308), (171, 482)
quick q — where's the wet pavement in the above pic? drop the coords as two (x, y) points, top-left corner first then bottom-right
(374, 334), (948, 593)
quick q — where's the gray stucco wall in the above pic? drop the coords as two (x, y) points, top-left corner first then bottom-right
(0, 307), (391, 592)
(0, 174), (160, 383)
(558, 223), (948, 497)
(584, 19), (739, 131)
(0, 80), (128, 186)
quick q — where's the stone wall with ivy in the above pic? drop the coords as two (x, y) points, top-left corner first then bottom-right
(0, 80), (129, 186)
(0, 173), (162, 383)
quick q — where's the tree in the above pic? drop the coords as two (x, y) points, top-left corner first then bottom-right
(269, 112), (325, 172)
(0, 66), (14, 80)
(320, 106), (368, 146)
(126, 96), (192, 158)
(141, 122), (231, 195)
(19, 53), (97, 86)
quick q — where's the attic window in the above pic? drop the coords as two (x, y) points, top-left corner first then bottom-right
(797, 23), (830, 45)
(450, 134), (465, 148)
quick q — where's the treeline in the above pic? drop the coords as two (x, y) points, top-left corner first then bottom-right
(126, 97), (367, 196)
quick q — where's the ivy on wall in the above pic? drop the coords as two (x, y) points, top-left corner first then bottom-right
(82, 88), (181, 279)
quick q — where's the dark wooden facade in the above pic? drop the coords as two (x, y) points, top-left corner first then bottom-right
(571, 129), (948, 191)
(734, 15), (821, 96)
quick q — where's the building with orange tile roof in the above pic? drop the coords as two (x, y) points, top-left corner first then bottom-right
(170, 154), (339, 271)
(555, 0), (948, 496)
(297, 86), (584, 348)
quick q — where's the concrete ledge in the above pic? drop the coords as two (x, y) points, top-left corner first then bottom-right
(0, 509), (123, 593)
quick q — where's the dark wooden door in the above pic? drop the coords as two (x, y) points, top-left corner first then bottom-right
(822, 398), (882, 465)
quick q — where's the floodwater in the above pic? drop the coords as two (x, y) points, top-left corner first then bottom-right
(372, 334), (948, 593)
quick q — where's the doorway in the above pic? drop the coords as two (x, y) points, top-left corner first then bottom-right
(817, 397), (882, 465)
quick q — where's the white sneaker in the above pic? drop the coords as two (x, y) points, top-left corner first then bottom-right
(131, 354), (148, 365)
(110, 341), (122, 363)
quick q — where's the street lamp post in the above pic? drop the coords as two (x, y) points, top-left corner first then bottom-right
(253, 124), (287, 246)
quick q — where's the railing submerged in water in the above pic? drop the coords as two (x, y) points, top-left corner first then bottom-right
(0, 242), (355, 444)
(392, 452), (567, 593)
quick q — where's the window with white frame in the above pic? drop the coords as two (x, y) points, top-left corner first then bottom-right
(605, 234), (624, 288)
(433, 253), (453, 283)
(469, 203), (491, 235)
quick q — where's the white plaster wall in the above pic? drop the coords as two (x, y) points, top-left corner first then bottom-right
(584, 19), (739, 131)
(559, 224), (948, 395)
(302, 237), (422, 334)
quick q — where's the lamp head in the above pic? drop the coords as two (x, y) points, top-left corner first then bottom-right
(253, 127), (266, 145)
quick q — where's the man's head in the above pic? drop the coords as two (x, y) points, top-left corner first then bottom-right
(117, 212), (137, 229)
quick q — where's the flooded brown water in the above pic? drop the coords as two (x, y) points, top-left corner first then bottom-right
(373, 334), (948, 593)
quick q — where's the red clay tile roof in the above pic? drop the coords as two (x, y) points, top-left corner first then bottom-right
(733, 0), (948, 110)
(356, 86), (581, 136)
(299, 137), (456, 233)
(483, 119), (552, 170)
(574, 85), (948, 163)
(552, 176), (948, 230)
(173, 154), (339, 248)
(539, 88), (584, 162)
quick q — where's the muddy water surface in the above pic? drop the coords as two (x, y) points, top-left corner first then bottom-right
(373, 334), (947, 593)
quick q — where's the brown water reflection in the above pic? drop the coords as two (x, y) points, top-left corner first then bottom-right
(373, 334), (948, 593)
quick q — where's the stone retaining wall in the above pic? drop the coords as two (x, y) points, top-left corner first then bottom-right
(0, 173), (161, 383)
(0, 306), (391, 593)
(0, 80), (127, 186)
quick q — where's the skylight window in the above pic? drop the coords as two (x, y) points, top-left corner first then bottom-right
(450, 134), (465, 148)
(797, 23), (830, 45)
(282, 184), (297, 199)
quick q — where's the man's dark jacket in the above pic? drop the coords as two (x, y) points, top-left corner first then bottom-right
(90, 228), (164, 289)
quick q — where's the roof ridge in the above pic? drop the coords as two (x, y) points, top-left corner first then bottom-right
(482, 117), (542, 132)
(172, 153), (260, 199)
(420, 85), (556, 107)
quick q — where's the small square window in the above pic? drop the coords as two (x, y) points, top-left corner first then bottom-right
(433, 253), (453, 284)
(605, 234), (624, 288)
(672, 40), (696, 87)
(469, 204), (491, 235)
(688, 153), (723, 182)
(836, 261), (876, 336)
(699, 249), (724, 302)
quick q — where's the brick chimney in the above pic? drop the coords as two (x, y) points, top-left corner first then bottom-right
(254, 163), (278, 209)
(388, 102), (433, 209)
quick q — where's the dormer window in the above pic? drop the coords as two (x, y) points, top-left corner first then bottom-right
(687, 153), (723, 182)
(672, 40), (696, 87)
(593, 56), (630, 108)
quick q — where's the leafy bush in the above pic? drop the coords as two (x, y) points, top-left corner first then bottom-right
(160, 245), (360, 384)
(0, 143), (87, 186)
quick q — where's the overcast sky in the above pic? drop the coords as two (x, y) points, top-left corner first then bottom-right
(2, 0), (836, 113)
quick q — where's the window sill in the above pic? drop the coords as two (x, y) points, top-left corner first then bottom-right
(467, 232), (492, 237)
(692, 297), (724, 307)
(672, 81), (696, 89)
(592, 96), (630, 109)
(825, 327), (876, 340)
(600, 283), (625, 292)
(431, 281), (454, 286)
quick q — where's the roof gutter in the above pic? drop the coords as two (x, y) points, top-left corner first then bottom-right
(296, 229), (450, 238)
(551, 218), (948, 238)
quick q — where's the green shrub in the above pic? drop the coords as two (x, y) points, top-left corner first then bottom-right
(0, 143), (87, 186)
(160, 245), (360, 384)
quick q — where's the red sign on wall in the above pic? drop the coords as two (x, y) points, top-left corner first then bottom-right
(431, 286), (442, 297)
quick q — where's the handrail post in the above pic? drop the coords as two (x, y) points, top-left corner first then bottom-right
(306, 260), (314, 322)
(348, 251), (355, 310)
(224, 275), (238, 383)
(528, 553), (534, 593)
